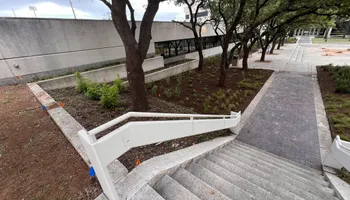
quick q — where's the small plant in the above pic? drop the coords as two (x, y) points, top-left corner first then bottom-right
(165, 77), (171, 86)
(220, 103), (226, 109)
(151, 85), (158, 96)
(164, 88), (173, 99)
(100, 85), (120, 109)
(203, 97), (211, 113)
(217, 89), (226, 100)
(173, 86), (181, 99)
(331, 67), (350, 94)
(322, 64), (334, 72)
(176, 74), (182, 84)
(75, 72), (90, 93)
(85, 82), (102, 100)
(244, 90), (253, 97)
(212, 106), (219, 114)
(237, 79), (262, 90)
(113, 75), (125, 92)
(189, 84), (193, 88)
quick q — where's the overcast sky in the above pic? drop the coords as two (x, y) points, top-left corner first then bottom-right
(0, 0), (185, 21)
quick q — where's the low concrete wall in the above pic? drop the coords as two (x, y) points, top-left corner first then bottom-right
(144, 60), (198, 84)
(164, 43), (235, 64)
(38, 56), (164, 90)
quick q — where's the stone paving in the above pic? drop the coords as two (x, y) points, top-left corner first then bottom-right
(237, 36), (350, 169)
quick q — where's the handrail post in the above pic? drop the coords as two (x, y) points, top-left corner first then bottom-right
(78, 130), (120, 200)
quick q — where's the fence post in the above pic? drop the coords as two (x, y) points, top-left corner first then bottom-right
(78, 130), (120, 200)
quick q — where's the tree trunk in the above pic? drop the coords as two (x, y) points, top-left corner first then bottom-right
(269, 39), (277, 54)
(281, 36), (285, 46)
(226, 45), (239, 69)
(218, 42), (229, 87)
(194, 38), (204, 71)
(260, 47), (267, 61)
(125, 47), (149, 111)
(242, 44), (249, 70)
(277, 38), (282, 50)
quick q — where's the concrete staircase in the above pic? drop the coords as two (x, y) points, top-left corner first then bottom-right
(131, 140), (339, 200)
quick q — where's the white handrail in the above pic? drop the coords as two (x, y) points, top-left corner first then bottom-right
(323, 135), (350, 172)
(79, 111), (241, 200)
(89, 111), (240, 136)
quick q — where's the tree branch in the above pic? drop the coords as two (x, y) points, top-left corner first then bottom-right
(100, 0), (112, 10)
(126, 0), (136, 37)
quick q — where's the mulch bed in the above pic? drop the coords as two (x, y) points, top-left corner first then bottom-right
(317, 66), (350, 184)
(0, 85), (101, 200)
(48, 63), (272, 172)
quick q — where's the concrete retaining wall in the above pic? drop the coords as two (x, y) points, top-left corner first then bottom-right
(0, 18), (223, 85)
(38, 56), (164, 90)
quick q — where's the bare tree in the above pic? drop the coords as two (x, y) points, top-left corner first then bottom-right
(100, 0), (165, 111)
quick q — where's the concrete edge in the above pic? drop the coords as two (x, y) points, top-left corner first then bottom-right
(234, 71), (276, 134)
(324, 172), (350, 200)
(111, 135), (236, 200)
(26, 83), (128, 183)
(312, 73), (333, 163)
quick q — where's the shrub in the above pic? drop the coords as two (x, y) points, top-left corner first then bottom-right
(151, 85), (158, 96)
(100, 85), (120, 108)
(204, 55), (221, 66)
(173, 86), (181, 99)
(114, 76), (125, 92)
(286, 37), (297, 43)
(203, 98), (211, 113)
(164, 88), (173, 99)
(85, 82), (102, 100)
(322, 64), (334, 72)
(75, 72), (89, 93)
(332, 67), (350, 93)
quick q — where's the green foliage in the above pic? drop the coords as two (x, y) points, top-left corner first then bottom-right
(286, 37), (297, 43)
(114, 76), (125, 92)
(204, 55), (221, 66)
(332, 67), (350, 93)
(176, 74), (183, 84)
(151, 85), (158, 96)
(203, 97), (211, 113)
(237, 79), (262, 90)
(173, 86), (181, 99)
(85, 82), (102, 100)
(75, 72), (90, 93)
(164, 88), (173, 99)
(100, 85), (120, 109)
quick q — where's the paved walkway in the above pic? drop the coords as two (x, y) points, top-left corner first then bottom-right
(237, 36), (350, 169)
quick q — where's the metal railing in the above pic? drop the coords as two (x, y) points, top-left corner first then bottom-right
(323, 135), (350, 172)
(79, 111), (241, 200)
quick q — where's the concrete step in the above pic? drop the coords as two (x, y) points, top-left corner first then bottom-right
(205, 154), (306, 200)
(153, 174), (201, 200)
(171, 168), (231, 200)
(215, 151), (337, 200)
(232, 141), (324, 177)
(186, 162), (257, 200)
(221, 147), (336, 197)
(195, 158), (283, 200)
(130, 184), (165, 200)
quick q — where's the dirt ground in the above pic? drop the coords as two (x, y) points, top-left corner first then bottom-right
(49, 65), (272, 171)
(0, 85), (101, 200)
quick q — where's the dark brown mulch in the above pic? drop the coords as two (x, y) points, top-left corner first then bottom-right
(0, 85), (101, 200)
(317, 66), (350, 184)
(49, 65), (272, 172)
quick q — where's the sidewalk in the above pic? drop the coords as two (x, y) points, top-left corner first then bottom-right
(237, 37), (323, 169)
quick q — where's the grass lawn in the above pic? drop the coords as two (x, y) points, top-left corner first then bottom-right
(312, 37), (350, 44)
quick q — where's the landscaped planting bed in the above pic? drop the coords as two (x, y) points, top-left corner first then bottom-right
(317, 65), (350, 184)
(48, 57), (272, 171)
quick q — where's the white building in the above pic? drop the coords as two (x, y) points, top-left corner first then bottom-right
(183, 3), (210, 22)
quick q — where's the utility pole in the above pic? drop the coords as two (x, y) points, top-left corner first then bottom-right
(69, 0), (77, 19)
(12, 9), (16, 17)
(29, 6), (37, 18)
